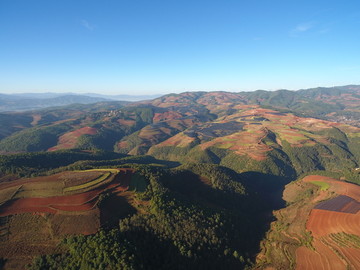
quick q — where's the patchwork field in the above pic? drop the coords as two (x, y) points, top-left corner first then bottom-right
(296, 176), (360, 270)
(256, 175), (360, 270)
(149, 106), (360, 165)
(0, 168), (141, 269)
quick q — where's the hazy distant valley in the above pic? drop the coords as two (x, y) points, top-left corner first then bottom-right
(0, 93), (161, 112)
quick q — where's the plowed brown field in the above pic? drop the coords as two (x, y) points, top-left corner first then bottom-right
(296, 176), (360, 270)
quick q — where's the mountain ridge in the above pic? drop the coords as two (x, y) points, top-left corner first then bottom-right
(1, 85), (360, 269)
(0, 85), (360, 185)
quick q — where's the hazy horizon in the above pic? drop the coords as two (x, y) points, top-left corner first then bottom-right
(1, 0), (360, 95)
(1, 83), (358, 97)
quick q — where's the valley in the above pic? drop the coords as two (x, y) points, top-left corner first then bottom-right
(0, 85), (359, 269)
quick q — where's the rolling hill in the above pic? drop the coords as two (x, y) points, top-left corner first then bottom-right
(0, 85), (360, 269)
(1, 85), (359, 183)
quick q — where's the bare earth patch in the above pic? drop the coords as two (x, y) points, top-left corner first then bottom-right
(256, 175), (360, 270)
(48, 126), (97, 151)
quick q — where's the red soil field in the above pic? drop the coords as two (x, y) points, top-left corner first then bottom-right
(0, 169), (134, 217)
(51, 200), (97, 211)
(297, 209), (360, 270)
(199, 126), (272, 161)
(307, 209), (360, 237)
(117, 119), (136, 126)
(48, 126), (97, 151)
(151, 132), (195, 148)
(296, 240), (345, 270)
(296, 175), (360, 270)
(117, 141), (129, 149)
(0, 188), (100, 216)
(153, 111), (183, 122)
(0, 173), (66, 190)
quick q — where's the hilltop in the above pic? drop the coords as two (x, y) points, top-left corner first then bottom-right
(0, 85), (359, 184)
(0, 85), (360, 269)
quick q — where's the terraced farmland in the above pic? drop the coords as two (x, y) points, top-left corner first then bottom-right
(257, 175), (360, 270)
(63, 171), (112, 192)
(0, 168), (141, 268)
(0, 168), (132, 216)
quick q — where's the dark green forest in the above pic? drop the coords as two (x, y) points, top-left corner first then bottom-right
(0, 86), (360, 269)
(27, 161), (270, 270)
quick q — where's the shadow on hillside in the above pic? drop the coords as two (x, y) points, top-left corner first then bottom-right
(120, 155), (181, 168)
(239, 171), (289, 209)
(161, 170), (249, 212)
(162, 169), (291, 266)
(238, 171), (291, 262)
(100, 194), (137, 229)
(150, 157), (181, 168)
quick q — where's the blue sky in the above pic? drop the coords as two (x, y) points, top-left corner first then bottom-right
(1, 0), (360, 94)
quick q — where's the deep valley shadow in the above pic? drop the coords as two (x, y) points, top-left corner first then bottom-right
(161, 169), (291, 267)
(100, 194), (137, 229)
(238, 171), (291, 262)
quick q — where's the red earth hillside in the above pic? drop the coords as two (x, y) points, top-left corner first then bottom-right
(48, 126), (97, 151)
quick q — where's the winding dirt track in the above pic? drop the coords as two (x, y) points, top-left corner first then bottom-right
(296, 176), (360, 270)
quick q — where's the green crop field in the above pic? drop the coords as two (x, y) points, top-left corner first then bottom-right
(64, 171), (112, 192)
(310, 181), (330, 191)
(74, 169), (119, 173)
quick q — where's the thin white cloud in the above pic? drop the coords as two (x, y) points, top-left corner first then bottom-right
(295, 22), (313, 32)
(290, 22), (314, 37)
(81, 19), (95, 31)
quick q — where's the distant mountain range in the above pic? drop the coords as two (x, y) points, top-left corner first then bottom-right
(1, 85), (360, 112)
(82, 93), (162, 101)
(0, 93), (162, 112)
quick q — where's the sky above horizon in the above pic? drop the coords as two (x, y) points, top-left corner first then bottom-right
(1, 0), (360, 95)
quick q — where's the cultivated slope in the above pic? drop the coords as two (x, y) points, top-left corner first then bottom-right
(0, 86), (360, 183)
(256, 175), (360, 270)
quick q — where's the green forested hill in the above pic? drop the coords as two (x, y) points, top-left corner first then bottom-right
(0, 150), (269, 269)
(0, 85), (360, 184)
(1, 85), (360, 269)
